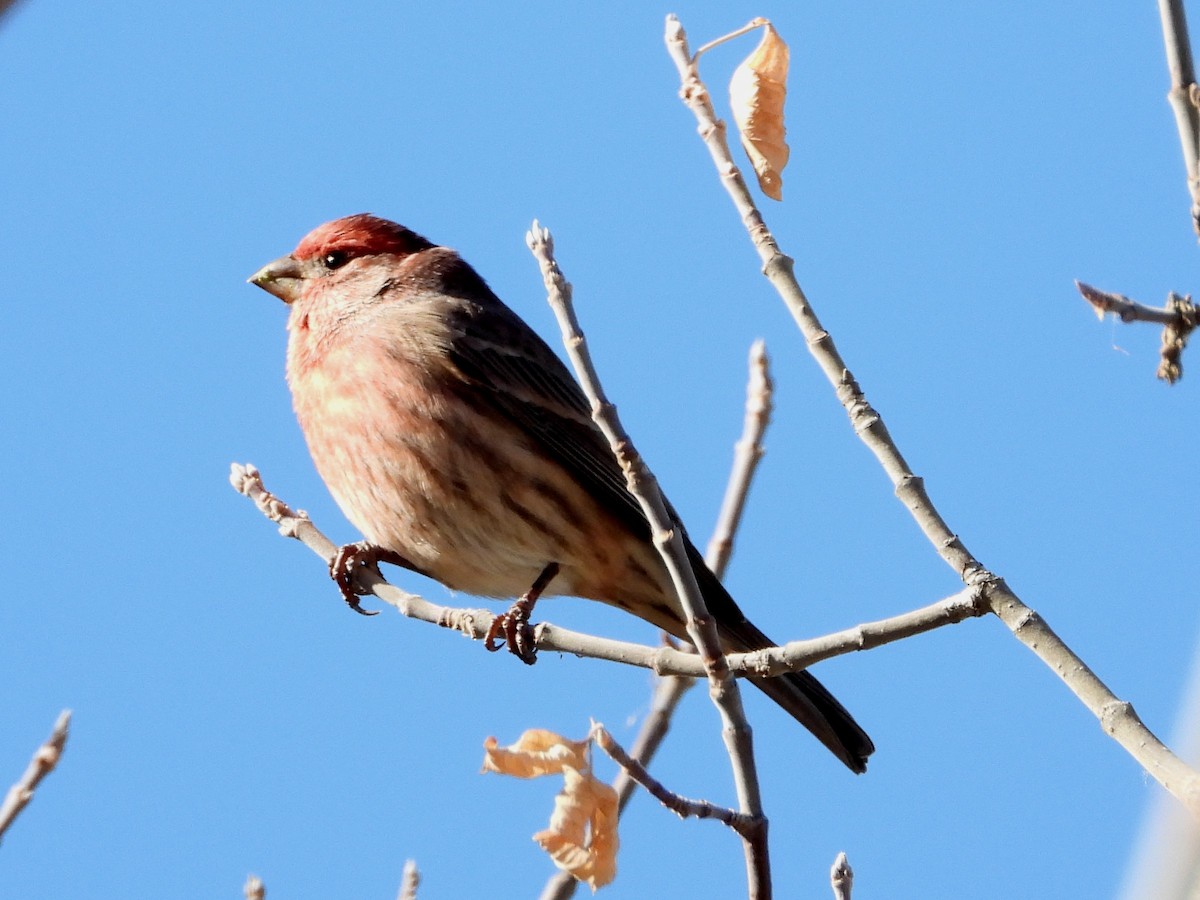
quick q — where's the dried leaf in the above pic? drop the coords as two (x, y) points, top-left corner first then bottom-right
(483, 727), (619, 888)
(730, 22), (790, 200)
(482, 729), (590, 778)
(534, 767), (619, 889)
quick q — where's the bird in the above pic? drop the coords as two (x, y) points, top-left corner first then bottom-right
(249, 213), (874, 772)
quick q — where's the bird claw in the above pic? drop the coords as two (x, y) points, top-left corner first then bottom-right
(483, 562), (560, 666)
(485, 598), (539, 664)
(330, 541), (385, 616)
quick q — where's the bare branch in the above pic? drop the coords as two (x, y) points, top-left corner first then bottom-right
(1074, 6), (1200, 379)
(591, 724), (763, 844)
(243, 875), (265, 900)
(397, 860), (420, 900)
(0, 710), (71, 843)
(1075, 282), (1198, 383)
(525, 221), (771, 897)
(542, 342), (770, 899)
(830, 852), (853, 900)
(1076, 281), (1185, 325)
(232, 462), (987, 678)
(664, 13), (1200, 816)
(1158, 0), (1200, 236)
(707, 340), (773, 574)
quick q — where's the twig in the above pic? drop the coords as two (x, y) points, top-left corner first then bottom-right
(664, 13), (1200, 816)
(1158, 0), (1200, 236)
(525, 221), (772, 898)
(707, 340), (773, 575)
(233, 462), (988, 677)
(1073, 4), (1200, 380)
(0, 710), (71, 843)
(541, 343), (771, 899)
(1076, 281), (1187, 325)
(830, 852), (853, 900)
(693, 17), (768, 61)
(397, 860), (420, 900)
(243, 875), (265, 900)
(1075, 282), (1199, 383)
(591, 724), (761, 841)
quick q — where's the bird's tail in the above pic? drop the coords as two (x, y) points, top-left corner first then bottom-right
(686, 542), (875, 773)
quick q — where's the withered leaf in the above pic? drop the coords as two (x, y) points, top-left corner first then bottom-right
(534, 767), (619, 890)
(483, 728), (618, 888)
(730, 22), (790, 200)
(482, 729), (590, 778)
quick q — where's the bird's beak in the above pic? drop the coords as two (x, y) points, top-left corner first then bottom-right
(248, 255), (304, 304)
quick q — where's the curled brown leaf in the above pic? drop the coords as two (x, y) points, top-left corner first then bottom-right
(729, 21), (790, 200)
(482, 727), (618, 888)
(482, 728), (590, 778)
(534, 767), (619, 889)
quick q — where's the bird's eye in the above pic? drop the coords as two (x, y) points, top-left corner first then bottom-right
(323, 251), (349, 270)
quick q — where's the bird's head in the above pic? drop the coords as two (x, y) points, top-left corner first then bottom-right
(248, 214), (434, 305)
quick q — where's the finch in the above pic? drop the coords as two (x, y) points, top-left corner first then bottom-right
(249, 213), (874, 773)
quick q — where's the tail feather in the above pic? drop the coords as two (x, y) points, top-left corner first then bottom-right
(685, 541), (874, 773)
(747, 666), (874, 774)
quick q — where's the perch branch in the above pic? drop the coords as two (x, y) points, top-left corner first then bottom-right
(232, 462), (989, 676)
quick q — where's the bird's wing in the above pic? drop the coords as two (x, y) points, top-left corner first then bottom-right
(432, 261), (652, 540)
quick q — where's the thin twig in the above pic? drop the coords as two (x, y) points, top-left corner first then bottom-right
(232, 462), (987, 678)
(1158, 0), (1200, 236)
(707, 340), (773, 575)
(591, 724), (761, 840)
(693, 17), (768, 61)
(243, 875), (265, 900)
(664, 13), (1200, 816)
(1074, 4), (1200, 380)
(397, 860), (420, 900)
(542, 343), (772, 899)
(830, 852), (853, 900)
(1075, 282), (1198, 382)
(0, 711), (71, 843)
(1076, 281), (1187, 325)
(525, 220), (772, 898)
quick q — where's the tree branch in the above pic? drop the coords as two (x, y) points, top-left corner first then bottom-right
(525, 221), (771, 898)
(706, 340), (773, 575)
(397, 860), (420, 900)
(1072, 4), (1200, 381)
(590, 724), (762, 843)
(830, 852), (853, 900)
(664, 12), (1200, 816)
(0, 710), (71, 843)
(1075, 282), (1198, 383)
(1158, 0), (1200, 236)
(232, 463), (991, 677)
(243, 875), (265, 900)
(541, 341), (771, 899)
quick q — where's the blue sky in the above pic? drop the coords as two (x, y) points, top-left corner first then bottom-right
(1, 2), (1197, 897)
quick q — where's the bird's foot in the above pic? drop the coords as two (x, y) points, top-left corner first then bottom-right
(330, 542), (415, 616)
(484, 562), (560, 665)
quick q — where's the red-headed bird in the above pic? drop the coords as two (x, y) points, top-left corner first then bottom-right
(250, 214), (874, 772)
